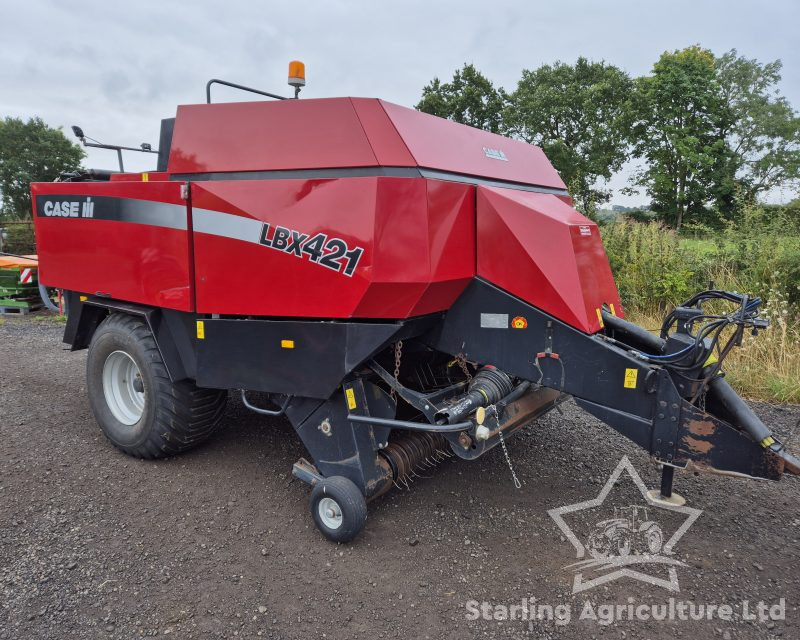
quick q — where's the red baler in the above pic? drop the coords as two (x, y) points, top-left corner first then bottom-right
(32, 68), (799, 541)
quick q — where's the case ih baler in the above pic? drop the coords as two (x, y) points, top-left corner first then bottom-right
(32, 69), (799, 541)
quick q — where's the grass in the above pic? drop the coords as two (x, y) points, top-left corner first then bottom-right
(601, 213), (800, 404)
(27, 312), (67, 324)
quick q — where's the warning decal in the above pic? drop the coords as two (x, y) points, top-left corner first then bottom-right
(345, 387), (357, 410)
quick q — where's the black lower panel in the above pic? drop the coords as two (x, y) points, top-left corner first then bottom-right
(195, 318), (407, 398)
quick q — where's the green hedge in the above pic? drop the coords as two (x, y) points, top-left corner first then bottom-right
(601, 216), (800, 313)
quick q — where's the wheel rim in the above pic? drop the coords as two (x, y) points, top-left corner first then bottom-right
(102, 350), (146, 425)
(318, 497), (343, 530)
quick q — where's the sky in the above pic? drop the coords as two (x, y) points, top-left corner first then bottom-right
(2, 0), (798, 206)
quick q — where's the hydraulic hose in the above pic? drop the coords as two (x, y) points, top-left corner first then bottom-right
(601, 311), (666, 354)
(38, 282), (60, 313)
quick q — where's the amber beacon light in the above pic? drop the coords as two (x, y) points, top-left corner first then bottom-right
(288, 60), (306, 98)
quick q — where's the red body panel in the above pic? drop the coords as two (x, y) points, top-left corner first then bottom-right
(476, 186), (622, 333)
(167, 97), (565, 191)
(32, 181), (192, 311)
(350, 99), (416, 167)
(380, 101), (566, 189)
(32, 96), (623, 334)
(169, 99), (379, 174)
(191, 177), (474, 318)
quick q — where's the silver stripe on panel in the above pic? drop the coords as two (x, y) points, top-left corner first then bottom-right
(192, 208), (263, 244)
(119, 200), (187, 230)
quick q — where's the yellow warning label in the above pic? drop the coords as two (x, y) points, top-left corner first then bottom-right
(281, 339), (295, 349)
(345, 387), (357, 410)
(79, 295), (88, 302)
(596, 308), (604, 328)
(624, 368), (638, 389)
(142, 173), (149, 182)
(196, 320), (205, 339)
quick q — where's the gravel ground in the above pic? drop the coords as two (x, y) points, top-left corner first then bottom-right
(1, 316), (798, 640)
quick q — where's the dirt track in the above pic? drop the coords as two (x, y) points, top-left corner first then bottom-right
(1, 316), (798, 639)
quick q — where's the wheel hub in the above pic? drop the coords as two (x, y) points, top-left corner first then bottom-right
(317, 497), (343, 530)
(102, 350), (146, 425)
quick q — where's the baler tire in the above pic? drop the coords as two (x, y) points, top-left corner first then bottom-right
(310, 476), (367, 543)
(86, 313), (227, 459)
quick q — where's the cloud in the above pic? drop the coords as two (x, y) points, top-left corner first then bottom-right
(2, 0), (798, 203)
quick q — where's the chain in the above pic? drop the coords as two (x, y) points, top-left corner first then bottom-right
(497, 430), (522, 489)
(455, 353), (472, 383)
(494, 408), (522, 489)
(390, 340), (403, 402)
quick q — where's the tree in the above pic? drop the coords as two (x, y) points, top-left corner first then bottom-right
(416, 64), (507, 133)
(506, 58), (633, 216)
(715, 50), (800, 209)
(0, 117), (84, 219)
(630, 46), (728, 231)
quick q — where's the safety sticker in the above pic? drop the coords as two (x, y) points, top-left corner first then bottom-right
(19, 268), (34, 284)
(345, 387), (357, 410)
(596, 308), (604, 328)
(196, 320), (205, 340)
(624, 368), (638, 389)
(579, 225), (592, 236)
(511, 316), (528, 329)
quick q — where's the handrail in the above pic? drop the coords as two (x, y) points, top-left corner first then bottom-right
(206, 79), (288, 104)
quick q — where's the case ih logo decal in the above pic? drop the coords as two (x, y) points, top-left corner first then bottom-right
(40, 197), (95, 218)
(483, 147), (508, 161)
(35, 195), (187, 231)
(258, 223), (364, 277)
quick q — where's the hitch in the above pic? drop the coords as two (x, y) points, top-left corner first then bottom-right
(433, 280), (800, 488)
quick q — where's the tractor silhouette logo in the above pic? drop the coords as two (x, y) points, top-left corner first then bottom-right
(587, 505), (663, 559)
(548, 456), (703, 593)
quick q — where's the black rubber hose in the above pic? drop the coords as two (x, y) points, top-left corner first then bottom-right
(601, 311), (666, 354)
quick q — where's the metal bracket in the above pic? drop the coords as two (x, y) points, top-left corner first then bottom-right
(292, 458), (323, 486)
(651, 370), (682, 464)
(367, 359), (468, 423)
(241, 391), (290, 416)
